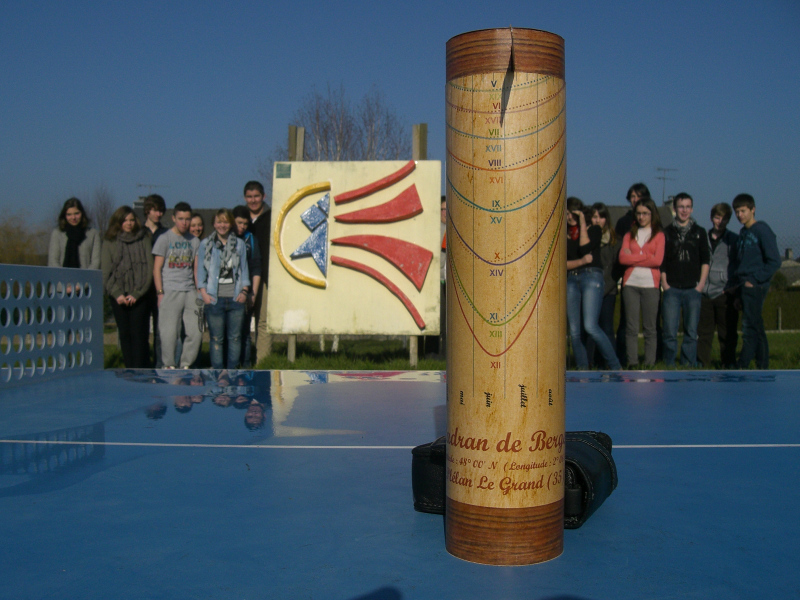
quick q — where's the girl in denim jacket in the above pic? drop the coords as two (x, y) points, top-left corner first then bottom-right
(195, 209), (250, 369)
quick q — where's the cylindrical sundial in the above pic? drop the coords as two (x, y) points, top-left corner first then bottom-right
(445, 27), (566, 565)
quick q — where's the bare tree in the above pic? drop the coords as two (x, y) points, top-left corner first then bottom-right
(87, 184), (115, 236)
(357, 87), (409, 160)
(300, 84), (358, 161)
(257, 84), (411, 201)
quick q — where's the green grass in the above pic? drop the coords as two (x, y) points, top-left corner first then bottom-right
(604, 331), (800, 370)
(104, 331), (800, 370)
(103, 340), (213, 370)
(104, 346), (124, 369)
(254, 337), (446, 371)
(104, 336), (445, 370)
(760, 332), (800, 369)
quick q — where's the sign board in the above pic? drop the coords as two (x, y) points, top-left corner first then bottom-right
(267, 160), (442, 335)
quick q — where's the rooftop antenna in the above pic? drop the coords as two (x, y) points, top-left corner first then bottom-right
(655, 167), (677, 204)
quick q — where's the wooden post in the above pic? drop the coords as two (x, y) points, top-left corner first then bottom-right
(445, 27), (566, 565)
(408, 124), (428, 367)
(288, 125), (305, 162)
(286, 125), (305, 363)
(409, 335), (418, 368)
(319, 334), (340, 351)
(412, 124), (428, 160)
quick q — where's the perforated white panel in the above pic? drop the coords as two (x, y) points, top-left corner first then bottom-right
(0, 265), (103, 385)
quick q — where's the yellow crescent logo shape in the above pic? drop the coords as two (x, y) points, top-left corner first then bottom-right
(273, 180), (331, 289)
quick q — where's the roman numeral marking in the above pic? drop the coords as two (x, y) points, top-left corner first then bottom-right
(485, 144), (501, 152)
(489, 330), (503, 338)
(489, 176), (503, 184)
(488, 159), (501, 167)
(490, 216), (502, 224)
(489, 268), (504, 276)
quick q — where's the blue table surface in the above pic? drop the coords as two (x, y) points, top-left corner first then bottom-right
(1, 369), (798, 599)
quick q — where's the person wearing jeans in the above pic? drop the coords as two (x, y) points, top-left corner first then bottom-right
(567, 269), (621, 370)
(565, 198), (621, 370)
(195, 209), (250, 369)
(244, 181), (272, 362)
(660, 193), (710, 367)
(585, 203), (621, 368)
(233, 205), (262, 368)
(661, 288), (703, 366)
(729, 194), (781, 369)
(738, 283), (771, 368)
(205, 297), (246, 369)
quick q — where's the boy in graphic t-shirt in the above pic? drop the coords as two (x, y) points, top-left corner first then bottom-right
(152, 202), (201, 368)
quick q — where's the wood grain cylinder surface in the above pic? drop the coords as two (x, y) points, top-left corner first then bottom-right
(445, 27), (566, 565)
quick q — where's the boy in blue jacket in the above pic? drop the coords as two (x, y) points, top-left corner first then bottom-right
(233, 205), (262, 367)
(731, 194), (781, 369)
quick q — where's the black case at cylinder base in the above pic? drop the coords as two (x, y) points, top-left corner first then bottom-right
(411, 431), (617, 529)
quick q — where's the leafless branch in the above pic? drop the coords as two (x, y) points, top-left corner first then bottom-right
(257, 84), (411, 195)
(87, 184), (116, 235)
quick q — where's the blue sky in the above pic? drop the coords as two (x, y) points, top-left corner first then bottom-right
(2, 0), (798, 249)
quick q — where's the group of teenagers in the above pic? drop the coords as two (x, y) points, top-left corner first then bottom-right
(565, 183), (781, 370)
(48, 182), (273, 370)
(47, 178), (781, 373)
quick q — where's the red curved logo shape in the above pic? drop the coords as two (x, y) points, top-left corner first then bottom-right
(334, 160), (416, 204)
(335, 185), (422, 224)
(330, 255), (426, 329)
(331, 235), (432, 291)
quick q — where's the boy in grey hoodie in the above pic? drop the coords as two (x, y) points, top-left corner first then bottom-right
(697, 203), (739, 367)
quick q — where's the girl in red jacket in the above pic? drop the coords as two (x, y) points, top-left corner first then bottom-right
(619, 198), (665, 367)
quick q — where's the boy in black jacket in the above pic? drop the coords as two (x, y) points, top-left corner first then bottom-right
(244, 181), (272, 362)
(661, 193), (710, 367)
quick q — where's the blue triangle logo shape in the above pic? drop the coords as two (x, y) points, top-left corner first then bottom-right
(317, 193), (330, 216)
(290, 221), (328, 276)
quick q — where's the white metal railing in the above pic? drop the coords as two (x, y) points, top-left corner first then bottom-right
(0, 265), (104, 385)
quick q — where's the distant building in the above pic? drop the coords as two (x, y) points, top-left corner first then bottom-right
(778, 249), (800, 288)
